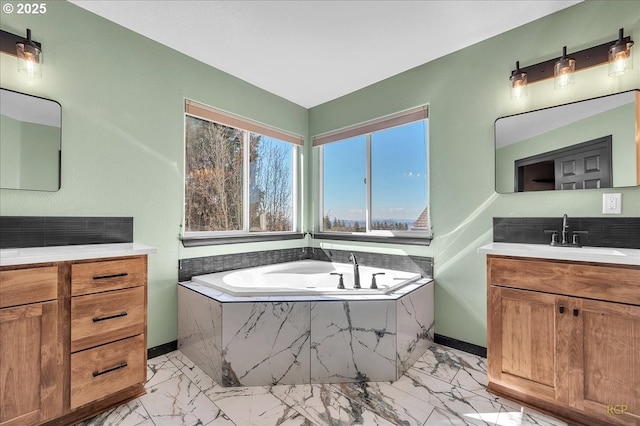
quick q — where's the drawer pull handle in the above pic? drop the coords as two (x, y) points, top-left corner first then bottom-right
(92, 362), (128, 377)
(559, 305), (565, 314)
(573, 308), (579, 317)
(93, 311), (128, 322)
(92, 272), (128, 281)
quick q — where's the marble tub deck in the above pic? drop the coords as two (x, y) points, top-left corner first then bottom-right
(78, 344), (569, 426)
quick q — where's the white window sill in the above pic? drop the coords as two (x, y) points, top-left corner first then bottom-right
(311, 232), (431, 246)
(181, 232), (305, 247)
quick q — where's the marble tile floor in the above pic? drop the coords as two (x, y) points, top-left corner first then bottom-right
(78, 344), (571, 426)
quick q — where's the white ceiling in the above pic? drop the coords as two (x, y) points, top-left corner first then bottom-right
(70, 0), (581, 108)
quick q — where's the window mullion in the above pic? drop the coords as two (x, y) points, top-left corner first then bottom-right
(365, 134), (372, 233)
(292, 146), (299, 232)
(318, 146), (324, 232)
(243, 131), (250, 232)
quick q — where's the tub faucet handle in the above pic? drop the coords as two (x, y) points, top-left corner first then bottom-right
(371, 272), (385, 289)
(330, 272), (345, 289)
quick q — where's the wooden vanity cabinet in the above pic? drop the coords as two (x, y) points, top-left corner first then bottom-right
(487, 255), (640, 426)
(0, 255), (148, 426)
(69, 257), (148, 411)
(488, 287), (562, 402)
(0, 266), (62, 426)
(573, 298), (640, 418)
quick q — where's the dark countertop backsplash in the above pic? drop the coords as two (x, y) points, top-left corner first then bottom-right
(493, 217), (640, 249)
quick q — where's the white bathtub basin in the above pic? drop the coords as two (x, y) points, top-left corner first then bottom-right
(192, 259), (422, 297)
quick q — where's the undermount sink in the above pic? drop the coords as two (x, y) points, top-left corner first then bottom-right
(524, 245), (626, 256)
(478, 242), (638, 266)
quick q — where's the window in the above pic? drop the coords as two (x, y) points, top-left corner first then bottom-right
(184, 100), (301, 236)
(316, 106), (429, 238)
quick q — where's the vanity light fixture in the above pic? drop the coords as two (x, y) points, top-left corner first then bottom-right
(554, 46), (575, 89)
(509, 28), (634, 95)
(0, 28), (43, 78)
(609, 28), (634, 76)
(510, 61), (528, 99)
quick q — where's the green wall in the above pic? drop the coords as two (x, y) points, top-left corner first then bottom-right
(308, 1), (640, 347)
(0, 1), (308, 348)
(1, 1), (639, 349)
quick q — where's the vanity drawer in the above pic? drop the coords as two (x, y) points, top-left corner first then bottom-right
(489, 256), (640, 305)
(70, 334), (146, 409)
(71, 257), (146, 296)
(71, 286), (145, 352)
(0, 266), (58, 308)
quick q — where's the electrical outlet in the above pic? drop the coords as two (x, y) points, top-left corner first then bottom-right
(602, 193), (622, 214)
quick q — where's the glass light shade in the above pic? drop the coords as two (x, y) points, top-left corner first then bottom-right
(554, 56), (575, 89)
(16, 42), (42, 78)
(608, 42), (633, 76)
(510, 72), (528, 99)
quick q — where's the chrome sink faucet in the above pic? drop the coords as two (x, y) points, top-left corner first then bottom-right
(349, 253), (361, 289)
(561, 213), (570, 245)
(544, 214), (588, 247)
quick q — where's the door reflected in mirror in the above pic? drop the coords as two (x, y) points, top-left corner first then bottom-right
(0, 88), (61, 191)
(495, 90), (639, 193)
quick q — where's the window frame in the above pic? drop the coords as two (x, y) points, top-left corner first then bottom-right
(182, 100), (303, 242)
(315, 106), (430, 242)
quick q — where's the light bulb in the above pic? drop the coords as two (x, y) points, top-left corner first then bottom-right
(554, 47), (575, 89)
(16, 41), (42, 78)
(510, 62), (527, 100)
(609, 48), (631, 76)
(608, 29), (633, 77)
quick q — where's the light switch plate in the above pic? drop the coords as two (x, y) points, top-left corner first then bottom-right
(602, 193), (621, 214)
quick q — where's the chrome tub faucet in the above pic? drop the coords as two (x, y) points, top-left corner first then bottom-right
(349, 253), (361, 289)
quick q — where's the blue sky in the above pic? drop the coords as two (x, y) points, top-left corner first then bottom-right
(323, 120), (428, 222)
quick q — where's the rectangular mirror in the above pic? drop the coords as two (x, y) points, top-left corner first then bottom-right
(495, 89), (639, 193)
(1, 88), (61, 191)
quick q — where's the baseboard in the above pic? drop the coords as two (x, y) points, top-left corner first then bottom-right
(434, 334), (487, 358)
(147, 340), (178, 359)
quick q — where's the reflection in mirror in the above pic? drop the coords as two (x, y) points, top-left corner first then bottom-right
(495, 90), (639, 193)
(0, 88), (61, 191)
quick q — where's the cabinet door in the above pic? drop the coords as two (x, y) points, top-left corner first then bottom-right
(571, 299), (640, 425)
(488, 287), (567, 402)
(0, 301), (62, 426)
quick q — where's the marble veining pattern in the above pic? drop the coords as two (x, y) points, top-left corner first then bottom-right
(178, 280), (434, 386)
(310, 300), (397, 383)
(177, 286), (224, 383)
(222, 302), (311, 386)
(396, 282), (435, 378)
(77, 344), (570, 426)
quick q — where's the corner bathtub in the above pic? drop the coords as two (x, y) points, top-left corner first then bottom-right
(179, 259), (434, 386)
(192, 259), (422, 297)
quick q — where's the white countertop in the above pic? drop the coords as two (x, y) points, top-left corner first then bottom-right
(478, 242), (640, 266)
(0, 243), (158, 266)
